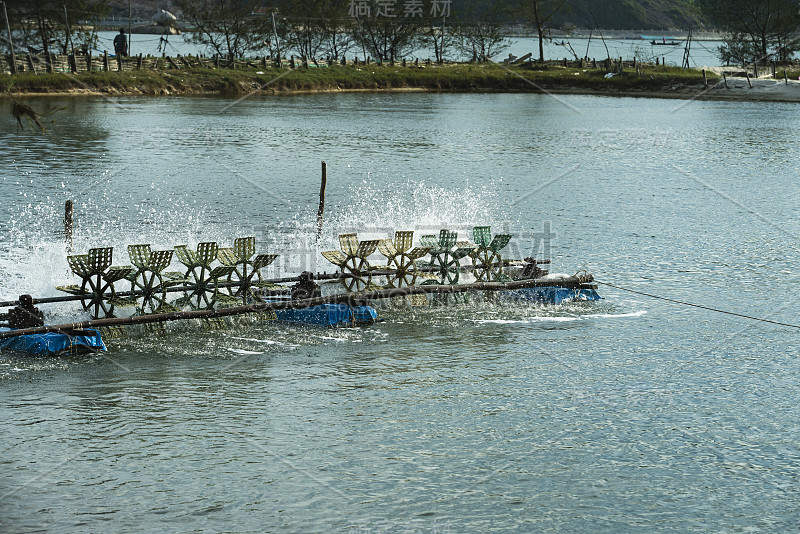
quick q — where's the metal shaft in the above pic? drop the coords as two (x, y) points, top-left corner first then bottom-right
(0, 277), (593, 340)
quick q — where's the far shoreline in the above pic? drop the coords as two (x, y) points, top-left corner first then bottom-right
(3, 63), (799, 104)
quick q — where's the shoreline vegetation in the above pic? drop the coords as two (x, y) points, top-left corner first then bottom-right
(3, 62), (800, 102)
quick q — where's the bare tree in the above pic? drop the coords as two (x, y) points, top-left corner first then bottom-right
(453, 0), (510, 62)
(353, 12), (421, 63)
(279, 0), (355, 61)
(421, 10), (454, 63)
(701, 0), (800, 64)
(317, 0), (356, 60)
(175, 0), (272, 62)
(521, 0), (567, 62)
(2, 0), (106, 58)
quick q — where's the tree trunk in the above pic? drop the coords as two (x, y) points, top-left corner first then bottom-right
(537, 27), (545, 62)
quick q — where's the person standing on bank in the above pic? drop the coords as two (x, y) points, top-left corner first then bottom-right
(113, 28), (128, 57)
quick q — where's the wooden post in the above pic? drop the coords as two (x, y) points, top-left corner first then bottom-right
(316, 161), (327, 241)
(563, 57), (567, 67)
(745, 71), (752, 88)
(261, 56), (267, 68)
(785, 70), (788, 85)
(771, 61), (776, 78)
(64, 200), (73, 251)
(27, 52), (37, 74)
(68, 53), (76, 73)
(702, 69), (707, 88)
(137, 53), (142, 69)
(103, 50), (109, 71)
(723, 73), (729, 89)
(2, 0), (16, 74)
(86, 51), (92, 72)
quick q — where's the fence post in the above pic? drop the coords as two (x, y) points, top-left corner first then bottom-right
(86, 51), (92, 72)
(103, 50), (109, 72)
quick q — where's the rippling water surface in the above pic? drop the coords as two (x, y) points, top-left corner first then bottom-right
(2, 93), (799, 532)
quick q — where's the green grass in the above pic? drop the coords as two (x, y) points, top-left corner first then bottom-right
(0, 62), (716, 96)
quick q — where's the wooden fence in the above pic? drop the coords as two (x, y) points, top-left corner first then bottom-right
(2, 51), (661, 76)
(2, 52), (298, 75)
(1, 52), (447, 75)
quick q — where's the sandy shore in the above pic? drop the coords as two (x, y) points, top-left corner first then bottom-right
(695, 66), (800, 102)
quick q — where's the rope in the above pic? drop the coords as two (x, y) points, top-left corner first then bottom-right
(595, 281), (800, 330)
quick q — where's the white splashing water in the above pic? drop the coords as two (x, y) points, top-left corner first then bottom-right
(0, 178), (503, 312)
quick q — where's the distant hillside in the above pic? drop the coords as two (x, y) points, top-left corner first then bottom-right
(110, 1), (706, 32)
(555, 0), (705, 31)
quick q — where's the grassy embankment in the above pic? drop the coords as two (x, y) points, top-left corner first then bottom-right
(0, 62), (717, 97)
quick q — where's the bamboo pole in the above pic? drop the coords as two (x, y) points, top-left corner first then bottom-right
(64, 200), (73, 251)
(128, 0), (132, 57)
(0, 277), (595, 340)
(1, 0), (16, 74)
(316, 161), (327, 241)
(63, 4), (73, 56)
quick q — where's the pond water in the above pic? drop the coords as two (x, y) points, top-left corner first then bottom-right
(1, 92), (799, 532)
